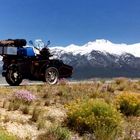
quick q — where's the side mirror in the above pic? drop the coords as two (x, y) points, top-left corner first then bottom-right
(47, 40), (51, 46)
(29, 40), (33, 45)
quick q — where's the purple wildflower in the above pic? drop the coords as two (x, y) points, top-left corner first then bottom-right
(14, 90), (36, 103)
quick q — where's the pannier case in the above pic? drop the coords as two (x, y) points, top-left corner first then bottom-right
(0, 39), (26, 55)
(0, 46), (17, 55)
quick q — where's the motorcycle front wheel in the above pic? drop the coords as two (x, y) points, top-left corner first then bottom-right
(45, 67), (59, 85)
(5, 67), (23, 86)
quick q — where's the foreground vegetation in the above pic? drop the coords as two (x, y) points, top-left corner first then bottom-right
(0, 78), (140, 140)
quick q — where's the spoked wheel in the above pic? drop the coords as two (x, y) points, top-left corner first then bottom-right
(5, 66), (23, 86)
(45, 67), (59, 85)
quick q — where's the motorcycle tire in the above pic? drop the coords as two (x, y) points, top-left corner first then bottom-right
(5, 67), (23, 86)
(45, 67), (59, 85)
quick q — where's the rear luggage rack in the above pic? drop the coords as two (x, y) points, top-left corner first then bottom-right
(0, 39), (26, 47)
(0, 39), (27, 56)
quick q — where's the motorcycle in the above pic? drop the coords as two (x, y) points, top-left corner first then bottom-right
(0, 39), (73, 86)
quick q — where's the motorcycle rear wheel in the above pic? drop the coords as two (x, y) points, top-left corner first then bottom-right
(5, 67), (23, 86)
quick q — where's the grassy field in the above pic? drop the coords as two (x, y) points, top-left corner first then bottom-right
(0, 78), (140, 140)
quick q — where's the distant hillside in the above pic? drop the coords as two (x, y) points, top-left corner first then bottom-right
(50, 39), (140, 79)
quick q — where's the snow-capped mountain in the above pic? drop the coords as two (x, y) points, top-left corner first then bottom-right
(51, 39), (140, 57)
(50, 39), (140, 79)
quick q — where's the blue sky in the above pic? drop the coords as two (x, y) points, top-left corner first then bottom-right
(0, 0), (140, 46)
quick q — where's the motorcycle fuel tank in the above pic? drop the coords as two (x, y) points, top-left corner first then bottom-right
(18, 47), (35, 57)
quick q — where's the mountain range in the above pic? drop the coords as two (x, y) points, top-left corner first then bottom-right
(1, 39), (140, 80)
(50, 39), (140, 79)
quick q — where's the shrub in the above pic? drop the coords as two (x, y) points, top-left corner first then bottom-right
(8, 101), (20, 111)
(8, 90), (36, 111)
(114, 77), (129, 85)
(66, 99), (123, 140)
(37, 125), (71, 140)
(31, 107), (41, 122)
(115, 92), (140, 116)
(20, 105), (30, 114)
(37, 119), (46, 130)
(114, 78), (131, 91)
(0, 127), (17, 140)
(14, 90), (36, 104)
(31, 107), (45, 122)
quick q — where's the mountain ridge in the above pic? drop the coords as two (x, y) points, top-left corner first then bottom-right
(50, 39), (140, 79)
(51, 39), (140, 57)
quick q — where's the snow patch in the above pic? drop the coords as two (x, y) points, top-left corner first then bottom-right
(51, 39), (140, 57)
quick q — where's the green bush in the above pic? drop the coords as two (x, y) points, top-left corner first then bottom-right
(0, 127), (17, 140)
(37, 125), (71, 140)
(116, 92), (140, 116)
(66, 99), (123, 140)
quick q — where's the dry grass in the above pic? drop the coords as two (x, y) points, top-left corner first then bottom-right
(0, 79), (139, 139)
